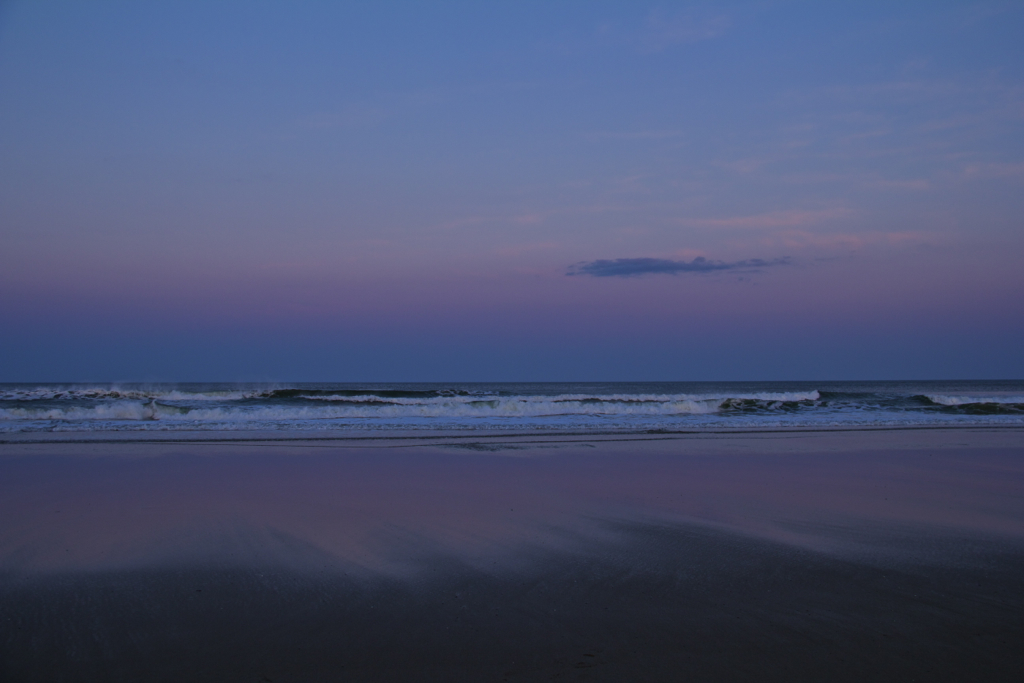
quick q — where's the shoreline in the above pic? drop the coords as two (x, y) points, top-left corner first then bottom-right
(3, 421), (1023, 447)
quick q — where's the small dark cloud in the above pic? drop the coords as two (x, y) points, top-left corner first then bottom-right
(567, 256), (790, 278)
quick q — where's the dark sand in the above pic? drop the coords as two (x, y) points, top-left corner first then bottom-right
(2, 428), (1023, 681)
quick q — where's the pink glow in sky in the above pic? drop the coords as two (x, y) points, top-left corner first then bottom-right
(1, 1), (1022, 381)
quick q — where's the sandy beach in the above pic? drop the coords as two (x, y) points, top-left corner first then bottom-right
(2, 427), (1023, 681)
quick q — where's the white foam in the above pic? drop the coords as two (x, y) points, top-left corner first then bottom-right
(0, 397), (716, 422)
(0, 402), (153, 421)
(0, 386), (269, 402)
(0, 388), (832, 425)
(11, 387), (1020, 433)
(302, 390), (820, 405)
(925, 394), (1024, 406)
(0, 386), (820, 405)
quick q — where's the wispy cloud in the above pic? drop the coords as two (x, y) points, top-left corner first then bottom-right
(567, 256), (789, 278)
(297, 104), (387, 130)
(640, 10), (731, 51)
(749, 230), (933, 251)
(678, 208), (853, 229)
(963, 161), (1024, 180)
(716, 157), (766, 174)
(868, 178), (930, 190)
(586, 129), (684, 141)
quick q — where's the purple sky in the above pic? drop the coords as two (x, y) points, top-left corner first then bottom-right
(1, 1), (1022, 381)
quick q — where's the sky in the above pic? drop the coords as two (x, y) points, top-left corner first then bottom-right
(1, 0), (1023, 382)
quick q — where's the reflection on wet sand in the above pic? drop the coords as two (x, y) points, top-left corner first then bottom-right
(1, 429), (1022, 573)
(1, 428), (1023, 681)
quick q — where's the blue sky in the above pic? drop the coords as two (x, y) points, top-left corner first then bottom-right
(1, 1), (1022, 381)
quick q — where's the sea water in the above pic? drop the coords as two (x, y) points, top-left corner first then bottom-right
(1, 380), (1022, 434)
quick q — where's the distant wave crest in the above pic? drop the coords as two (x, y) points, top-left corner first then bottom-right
(4, 383), (1023, 432)
(0, 392), (820, 422)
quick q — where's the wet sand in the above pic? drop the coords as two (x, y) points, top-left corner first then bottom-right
(2, 428), (1023, 681)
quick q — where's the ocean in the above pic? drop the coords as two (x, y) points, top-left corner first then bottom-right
(2, 380), (1023, 433)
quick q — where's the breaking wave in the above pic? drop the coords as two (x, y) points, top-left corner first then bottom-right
(0, 392), (820, 422)
(2, 382), (1022, 433)
(0, 387), (266, 402)
(924, 394), (1024, 406)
